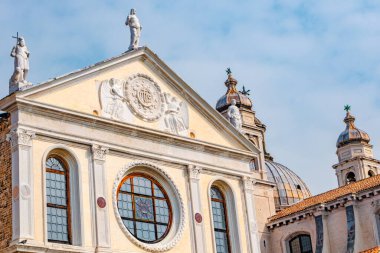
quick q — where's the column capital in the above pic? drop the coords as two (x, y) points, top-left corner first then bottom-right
(92, 144), (109, 161)
(188, 165), (202, 180)
(6, 128), (36, 151)
(242, 176), (256, 192)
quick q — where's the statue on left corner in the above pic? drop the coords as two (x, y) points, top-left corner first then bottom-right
(10, 37), (30, 86)
(125, 8), (142, 50)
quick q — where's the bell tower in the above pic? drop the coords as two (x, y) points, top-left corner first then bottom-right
(333, 106), (380, 186)
(215, 69), (269, 177)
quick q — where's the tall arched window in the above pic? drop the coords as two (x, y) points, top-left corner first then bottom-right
(289, 234), (312, 253)
(46, 157), (71, 244)
(211, 186), (231, 253)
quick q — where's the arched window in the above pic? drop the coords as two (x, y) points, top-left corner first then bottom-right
(289, 234), (312, 253)
(46, 157), (71, 244)
(211, 186), (231, 253)
(368, 170), (375, 177)
(346, 172), (356, 184)
(117, 173), (172, 243)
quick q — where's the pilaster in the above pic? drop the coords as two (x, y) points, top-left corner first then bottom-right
(315, 205), (331, 253)
(242, 177), (260, 253)
(351, 200), (365, 252)
(321, 212), (331, 253)
(6, 128), (35, 242)
(91, 144), (111, 252)
(187, 165), (206, 253)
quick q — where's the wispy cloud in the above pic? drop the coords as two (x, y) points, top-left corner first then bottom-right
(1, 0), (379, 194)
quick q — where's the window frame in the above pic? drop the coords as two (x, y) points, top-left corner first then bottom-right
(346, 172), (356, 184)
(288, 234), (313, 253)
(45, 156), (72, 244)
(116, 172), (173, 244)
(210, 186), (231, 253)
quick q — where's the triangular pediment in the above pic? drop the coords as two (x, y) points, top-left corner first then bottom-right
(17, 47), (258, 153)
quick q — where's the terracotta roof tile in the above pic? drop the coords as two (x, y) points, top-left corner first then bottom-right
(360, 246), (380, 253)
(269, 175), (380, 222)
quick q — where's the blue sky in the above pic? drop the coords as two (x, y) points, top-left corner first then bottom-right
(1, 0), (380, 194)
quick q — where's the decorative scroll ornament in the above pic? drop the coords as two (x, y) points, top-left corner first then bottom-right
(125, 74), (164, 122)
(92, 144), (109, 161)
(6, 128), (35, 151)
(112, 161), (185, 252)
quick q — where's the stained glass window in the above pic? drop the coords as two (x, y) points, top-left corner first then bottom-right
(46, 157), (71, 244)
(117, 173), (172, 243)
(211, 186), (231, 253)
(289, 234), (312, 253)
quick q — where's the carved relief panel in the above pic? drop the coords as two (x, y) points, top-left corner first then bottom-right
(99, 74), (189, 137)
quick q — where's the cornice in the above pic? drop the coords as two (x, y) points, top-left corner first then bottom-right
(332, 156), (380, 169)
(267, 185), (380, 229)
(15, 98), (255, 160)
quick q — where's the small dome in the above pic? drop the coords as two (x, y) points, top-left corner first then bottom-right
(337, 111), (370, 148)
(265, 160), (312, 210)
(216, 74), (252, 112)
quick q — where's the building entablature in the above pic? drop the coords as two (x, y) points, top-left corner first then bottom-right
(4, 97), (264, 181)
(333, 156), (380, 169)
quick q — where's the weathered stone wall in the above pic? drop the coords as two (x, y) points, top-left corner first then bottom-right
(0, 116), (12, 249)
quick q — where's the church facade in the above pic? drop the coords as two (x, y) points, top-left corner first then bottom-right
(0, 46), (380, 253)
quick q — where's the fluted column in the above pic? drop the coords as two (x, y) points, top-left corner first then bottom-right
(242, 177), (261, 253)
(6, 128), (36, 242)
(91, 144), (111, 252)
(188, 165), (206, 253)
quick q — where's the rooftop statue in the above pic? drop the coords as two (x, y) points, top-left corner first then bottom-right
(125, 8), (142, 51)
(227, 99), (242, 132)
(9, 34), (31, 93)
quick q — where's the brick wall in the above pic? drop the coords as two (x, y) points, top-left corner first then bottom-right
(0, 116), (12, 249)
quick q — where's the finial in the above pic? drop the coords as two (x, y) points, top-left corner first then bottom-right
(344, 104), (351, 113)
(226, 68), (232, 75)
(240, 86), (251, 96)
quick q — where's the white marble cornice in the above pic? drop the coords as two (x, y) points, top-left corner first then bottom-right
(15, 98), (257, 159)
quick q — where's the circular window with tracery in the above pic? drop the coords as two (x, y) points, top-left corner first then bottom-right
(117, 173), (172, 243)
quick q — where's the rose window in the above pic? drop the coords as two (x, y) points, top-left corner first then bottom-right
(117, 173), (172, 243)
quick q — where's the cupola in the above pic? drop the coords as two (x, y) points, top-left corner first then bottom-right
(333, 105), (380, 187)
(336, 106), (370, 148)
(216, 68), (252, 112)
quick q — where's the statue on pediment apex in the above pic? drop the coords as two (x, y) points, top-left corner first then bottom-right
(126, 8), (142, 51)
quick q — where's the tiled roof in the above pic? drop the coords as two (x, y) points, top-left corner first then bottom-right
(269, 175), (380, 222)
(360, 246), (380, 253)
